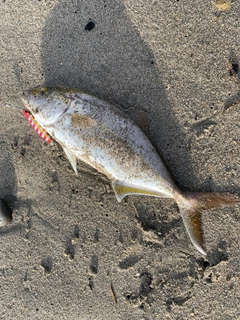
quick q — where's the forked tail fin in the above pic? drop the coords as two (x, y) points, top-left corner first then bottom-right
(177, 192), (240, 255)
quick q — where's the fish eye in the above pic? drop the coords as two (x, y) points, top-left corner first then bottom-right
(40, 88), (46, 96)
(40, 87), (49, 95)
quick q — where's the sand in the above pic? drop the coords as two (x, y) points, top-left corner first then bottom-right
(0, 0), (240, 319)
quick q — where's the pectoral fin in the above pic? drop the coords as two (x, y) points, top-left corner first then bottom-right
(112, 180), (170, 202)
(71, 114), (96, 128)
(63, 147), (78, 175)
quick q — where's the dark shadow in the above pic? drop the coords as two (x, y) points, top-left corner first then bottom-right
(40, 0), (195, 189)
(0, 139), (17, 210)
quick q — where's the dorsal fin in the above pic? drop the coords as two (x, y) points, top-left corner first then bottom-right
(126, 109), (150, 138)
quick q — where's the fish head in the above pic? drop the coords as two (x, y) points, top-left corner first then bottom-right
(21, 86), (69, 126)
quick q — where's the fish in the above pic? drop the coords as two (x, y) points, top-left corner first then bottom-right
(21, 86), (240, 255)
(0, 199), (12, 227)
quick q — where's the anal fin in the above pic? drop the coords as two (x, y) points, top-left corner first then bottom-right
(112, 180), (170, 202)
(63, 147), (78, 175)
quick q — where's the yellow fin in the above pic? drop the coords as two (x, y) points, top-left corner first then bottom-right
(112, 181), (169, 202)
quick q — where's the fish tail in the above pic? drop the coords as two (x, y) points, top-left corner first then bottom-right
(177, 192), (240, 255)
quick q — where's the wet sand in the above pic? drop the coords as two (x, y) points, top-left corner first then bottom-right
(0, 1), (240, 319)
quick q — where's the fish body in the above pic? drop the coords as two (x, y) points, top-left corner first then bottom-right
(21, 87), (240, 255)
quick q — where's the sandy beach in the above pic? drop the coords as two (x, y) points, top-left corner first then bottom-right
(0, 0), (240, 319)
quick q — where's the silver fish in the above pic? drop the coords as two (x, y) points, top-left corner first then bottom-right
(21, 86), (240, 255)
